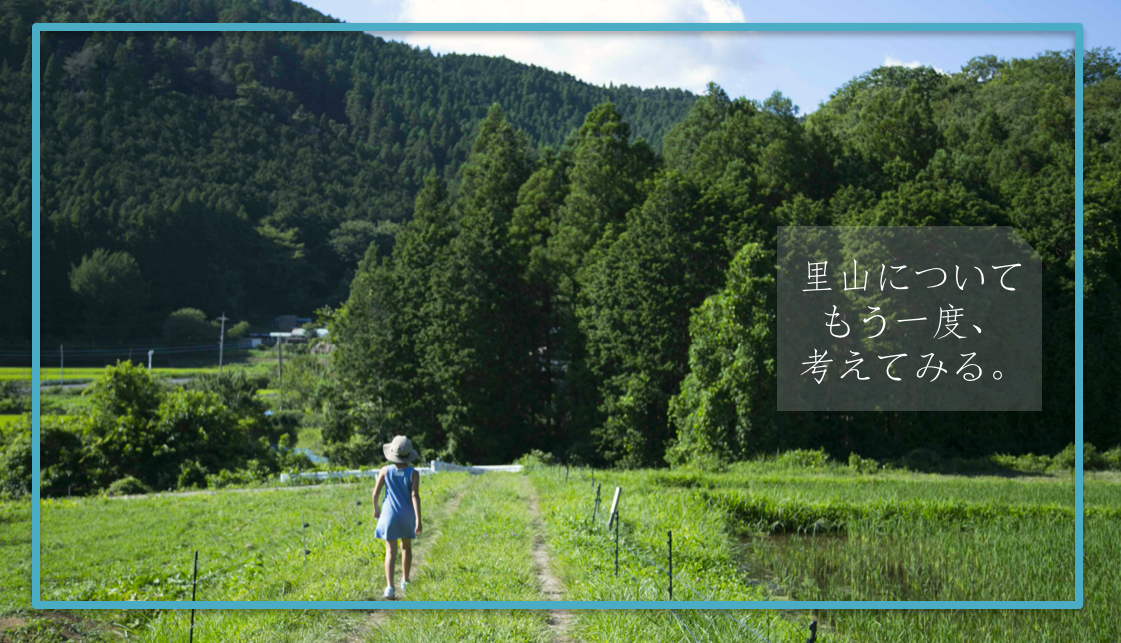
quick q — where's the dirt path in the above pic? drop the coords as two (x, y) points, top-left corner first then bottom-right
(524, 477), (574, 643)
(344, 481), (471, 643)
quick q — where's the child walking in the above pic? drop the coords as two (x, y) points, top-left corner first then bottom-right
(371, 435), (423, 599)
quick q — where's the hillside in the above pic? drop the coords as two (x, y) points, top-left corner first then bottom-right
(0, 0), (696, 344)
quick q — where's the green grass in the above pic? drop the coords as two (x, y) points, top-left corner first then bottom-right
(0, 501), (31, 612)
(530, 468), (810, 642)
(40, 476), (468, 602)
(0, 362), (281, 385)
(1, 367), (221, 383)
(528, 464), (1120, 642)
(6, 473), (509, 642)
(4, 463), (1121, 642)
(366, 474), (553, 643)
(0, 414), (20, 429)
(751, 517), (1076, 601)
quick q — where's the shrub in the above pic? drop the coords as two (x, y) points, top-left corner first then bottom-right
(515, 449), (559, 470)
(177, 460), (209, 490)
(0, 381), (29, 414)
(990, 452), (1052, 474)
(162, 308), (215, 343)
(1103, 447), (1121, 471)
(0, 424), (31, 499)
(848, 452), (881, 474)
(227, 320), (251, 339)
(1050, 443), (1115, 472)
(207, 469), (253, 489)
(677, 451), (729, 474)
(85, 361), (163, 422)
(323, 436), (380, 468)
(69, 248), (150, 337)
(152, 389), (244, 488)
(105, 476), (152, 496)
(190, 371), (269, 418)
(40, 417), (90, 497)
(776, 448), (831, 469)
(268, 409), (303, 444)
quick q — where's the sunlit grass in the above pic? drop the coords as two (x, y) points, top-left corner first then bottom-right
(530, 468), (810, 642)
(39, 475), (469, 602)
(368, 473), (552, 643)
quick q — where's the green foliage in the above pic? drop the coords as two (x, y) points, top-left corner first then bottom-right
(162, 308), (215, 343)
(40, 415), (88, 496)
(226, 320), (250, 339)
(847, 452), (882, 474)
(1050, 442), (1121, 472)
(68, 248), (150, 339)
(161, 308), (249, 344)
(331, 48), (1115, 466)
(19, 362), (291, 496)
(189, 370), (270, 419)
(104, 475), (152, 497)
(775, 448), (832, 470)
(0, 419), (30, 499)
(667, 243), (777, 465)
(7, 1), (694, 344)
(578, 172), (728, 467)
(0, 381), (29, 414)
(514, 449), (559, 470)
(176, 459), (209, 490)
(7, 0), (1108, 469)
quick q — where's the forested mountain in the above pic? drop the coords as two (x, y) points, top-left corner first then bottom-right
(2, 0), (1115, 466)
(0, 0), (695, 343)
(333, 52), (1120, 466)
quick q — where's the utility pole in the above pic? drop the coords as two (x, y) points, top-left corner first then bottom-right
(217, 313), (229, 375)
(148, 349), (154, 372)
(59, 344), (63, 387)
(278, 337), (284, 385)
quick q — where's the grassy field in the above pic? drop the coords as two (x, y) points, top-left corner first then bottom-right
(2, 464), (1119, 642)
(529, 465), (1120, 642)
(39, 475), (469, 602)
(0, 366), (224, 383)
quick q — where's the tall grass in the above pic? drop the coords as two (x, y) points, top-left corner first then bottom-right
(753, 517), (1074, 601)
(529, 468), (812, 642)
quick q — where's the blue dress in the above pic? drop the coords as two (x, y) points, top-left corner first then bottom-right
(374, 465), (416, 540)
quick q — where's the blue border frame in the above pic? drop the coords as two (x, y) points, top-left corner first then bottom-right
(31, 22), (1083, 610)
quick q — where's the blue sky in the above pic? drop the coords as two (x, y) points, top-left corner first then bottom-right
(300, 0), (1117, 113)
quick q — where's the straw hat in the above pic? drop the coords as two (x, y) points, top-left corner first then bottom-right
(383, 435), (419, 464)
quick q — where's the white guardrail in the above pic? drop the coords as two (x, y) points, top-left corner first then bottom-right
(279, 460), (523, 483)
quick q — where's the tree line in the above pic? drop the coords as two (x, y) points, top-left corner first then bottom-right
(0, 0), (695, 347)
(330, 50), (1120, 467)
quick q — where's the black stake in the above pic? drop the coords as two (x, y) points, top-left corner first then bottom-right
(302, 514), (310, 563)
(667, 530), (673, 601)
(565, 464), (569, 483)
(614, 510), (619, 577)
(189, 550), (198, 643)
(591, 483), (601, 524)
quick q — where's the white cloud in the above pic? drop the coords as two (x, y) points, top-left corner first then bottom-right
(883, 55), (946, 75)
(368, 0), (760, 94)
